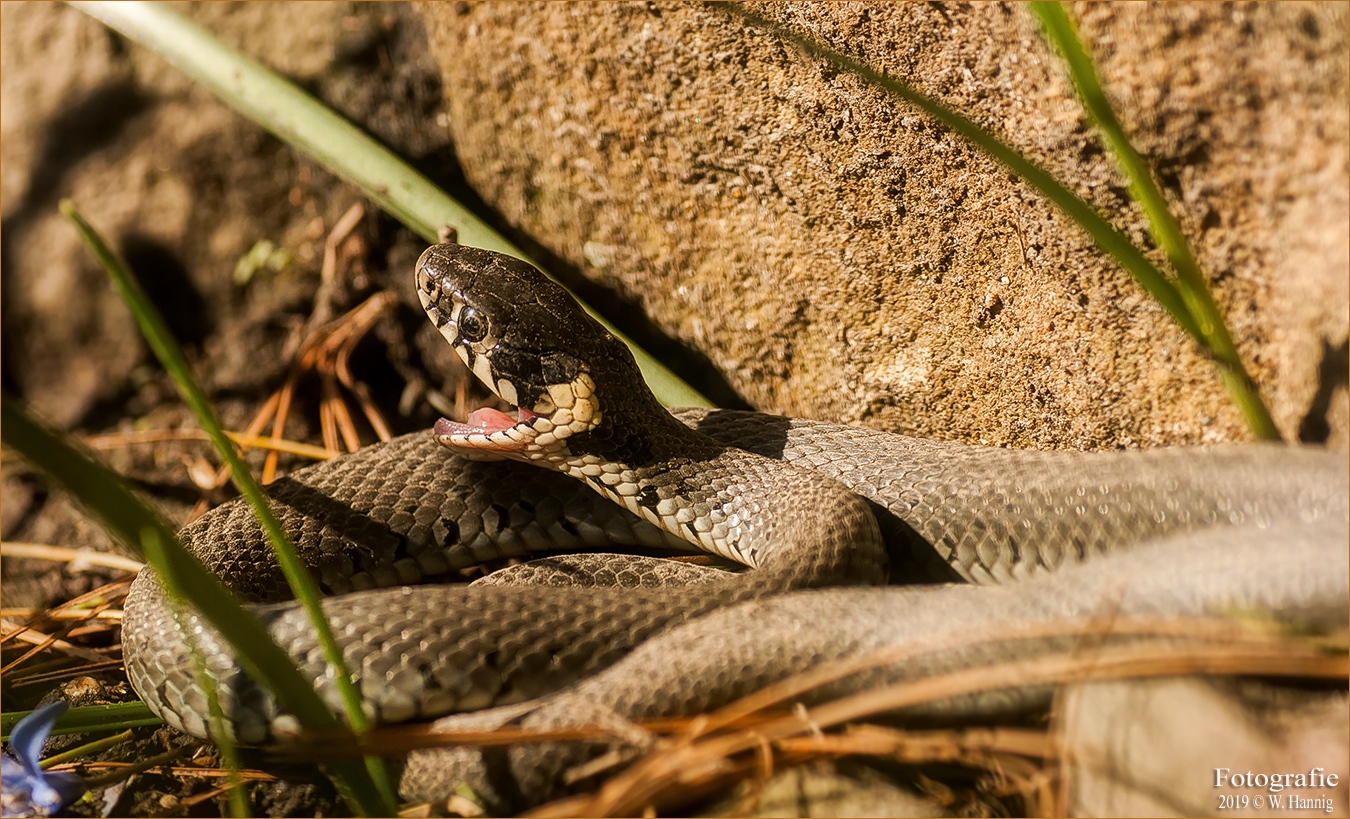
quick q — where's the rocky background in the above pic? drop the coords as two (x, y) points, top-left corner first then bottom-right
(4, 3), (1346, 458)
(419, 1), (1349, 450)
(1, 2), (1346, 816)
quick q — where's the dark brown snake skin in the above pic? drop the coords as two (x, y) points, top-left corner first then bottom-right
(121, 245), (1349, 807)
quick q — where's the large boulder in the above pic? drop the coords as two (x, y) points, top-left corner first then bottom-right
(419, 2), (1348, 450)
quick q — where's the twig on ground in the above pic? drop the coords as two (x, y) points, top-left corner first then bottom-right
(0, 542), (143, 573)
(526, 622), (1345, 817)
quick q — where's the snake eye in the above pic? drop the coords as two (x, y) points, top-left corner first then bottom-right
(458, 306), (488, 344)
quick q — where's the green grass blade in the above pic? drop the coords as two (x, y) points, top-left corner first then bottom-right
(726, 6), (1199, 340)
(38, 730), (135, 769)
(68, 0), (709, 410)
(56, 202), (397, 814)
(1, 397), (392, 815)
(140, 527), (251, 817)
(1, 703), (161, 741)
(730, 5), (1281, 438)
(1029, 3), (1278, 440)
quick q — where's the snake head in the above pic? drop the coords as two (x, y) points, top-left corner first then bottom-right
(415, 243), (647, 465)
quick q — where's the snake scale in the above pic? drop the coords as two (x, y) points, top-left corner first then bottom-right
(122, 244), (1348, 808)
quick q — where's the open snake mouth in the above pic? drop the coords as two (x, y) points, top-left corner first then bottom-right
(433, 404), (540, 455)
(432, 371), (602, 461)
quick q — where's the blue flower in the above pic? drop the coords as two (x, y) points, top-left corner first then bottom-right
(2, 702), (87, 817)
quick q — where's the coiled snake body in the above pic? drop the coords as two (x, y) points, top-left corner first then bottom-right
(123, 244), (1348, 806)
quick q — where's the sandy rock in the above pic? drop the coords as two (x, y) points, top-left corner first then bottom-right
(419, 1), (1348, 450)
(1065, 677), (1349, 817)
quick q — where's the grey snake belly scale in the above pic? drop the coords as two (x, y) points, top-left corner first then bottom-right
(121, 244), (1349, 806)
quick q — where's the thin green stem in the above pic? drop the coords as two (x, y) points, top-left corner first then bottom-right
(731, 4), (1280, 439)
(1030, 2), (1279, 440)
(141, 527), (251, 817)
(1, 703), (160, 740)
(727, 5), (1200, 341)
(57, 201), (398, 815)
(1, 396), (392, 816)
(68, 0), (710, 409)
(39, 730), (135, 769)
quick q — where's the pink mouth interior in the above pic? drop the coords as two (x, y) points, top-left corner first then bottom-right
(434, 406), (538, 439)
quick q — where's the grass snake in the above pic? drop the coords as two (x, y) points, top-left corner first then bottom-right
(122, 244), (1348, 807)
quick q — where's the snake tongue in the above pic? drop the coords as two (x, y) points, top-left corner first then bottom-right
(435, 408), (517, 437)
(432, 406), (540, 455)
(467, 407), (520, 432)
